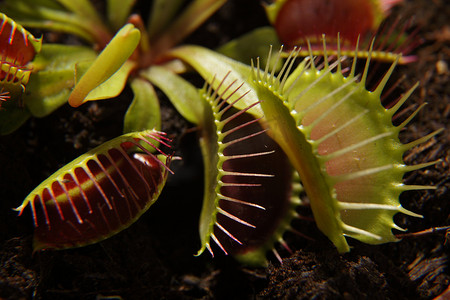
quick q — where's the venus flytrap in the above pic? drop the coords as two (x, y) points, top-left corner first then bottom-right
(0, 12), (42, 133)
(0, 0), (228, 134)
(1, 0), (444, 268)
(194, 74), (302, 266)
(0, 0), (230, 252)
(16, 129), (173, 251)
(249, 42), (443, 253)
(0, 12), (42, 90)
(264, 0), (418, 64)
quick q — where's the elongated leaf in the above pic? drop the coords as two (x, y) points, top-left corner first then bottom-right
(153, 0), (226, 53)
(107, 0), (136, 31)
(124, 78), (161, 134)
(75, 60), (135, 102)
(25, 44), (97, 117)
(30, 44), (97, 72)
(0, 0), (63, 12)
(1, 0), (111, 45)
(169, 45), (263, 118)
(0, 2), (97, 43)
(141, 65), (204, 125)
(147, 0), (185, 39)
(68, 24), (140, 107)
(217, 27), (281, 66)
(55, 0), (102, 23)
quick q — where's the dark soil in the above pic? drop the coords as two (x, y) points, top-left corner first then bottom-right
(1, 0), (449, 299)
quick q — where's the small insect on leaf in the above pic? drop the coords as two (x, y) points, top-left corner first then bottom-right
(16, 130), (173, 251)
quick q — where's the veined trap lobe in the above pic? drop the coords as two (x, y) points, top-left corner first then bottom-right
(216, 107), (294, 256)
(0, 12), (41, 86)
(250, 44), (442, 254)
(16, 130), (172, 251)
(198, 77), (300, 265)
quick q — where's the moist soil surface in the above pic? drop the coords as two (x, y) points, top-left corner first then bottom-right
(0, 0), (449, 299)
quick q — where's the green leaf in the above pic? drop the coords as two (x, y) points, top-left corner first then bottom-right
(25, 71), (72, 117)
(25, 44), (97, 117)
(124, 78), (161, 134)
(55, 0), (102, 23)
(141, 65), (204, 125)
(147, 0), (185, 39)
(153, 0), (226, 53)
(30, 44), (97, 71)
(217, 27), (281, 65)
(107, 0), (136, 31)
(75, 60), (135, 102)
(1, 0), (63, 11)
(68, 24), (141, 107)
(263, 0), (288, 24)
(0, 1), (97, 43)
(0, 103), (31, 135)
(169, 45), (263, 118)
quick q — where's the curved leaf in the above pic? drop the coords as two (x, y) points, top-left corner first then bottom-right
(146, 0), (184, 39)
(25, 44), (97, 117)
(196, 75), (298, 267)
(0, 0), (111, 45)
(169, 45), (263, 118)
(0, 103), (31, 135)
(124, 78), (161, 134)
(68, 24), (140, 107)
(217, 27), (281, 67)
(107, 0), (137, 31)
(0, 1), (97, 43)
(141, 65), (204, 125)
(153, 0), (226, 53)
(74, 60), (135, 102)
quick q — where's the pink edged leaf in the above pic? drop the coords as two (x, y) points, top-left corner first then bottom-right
(16, 129), (173, 251)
